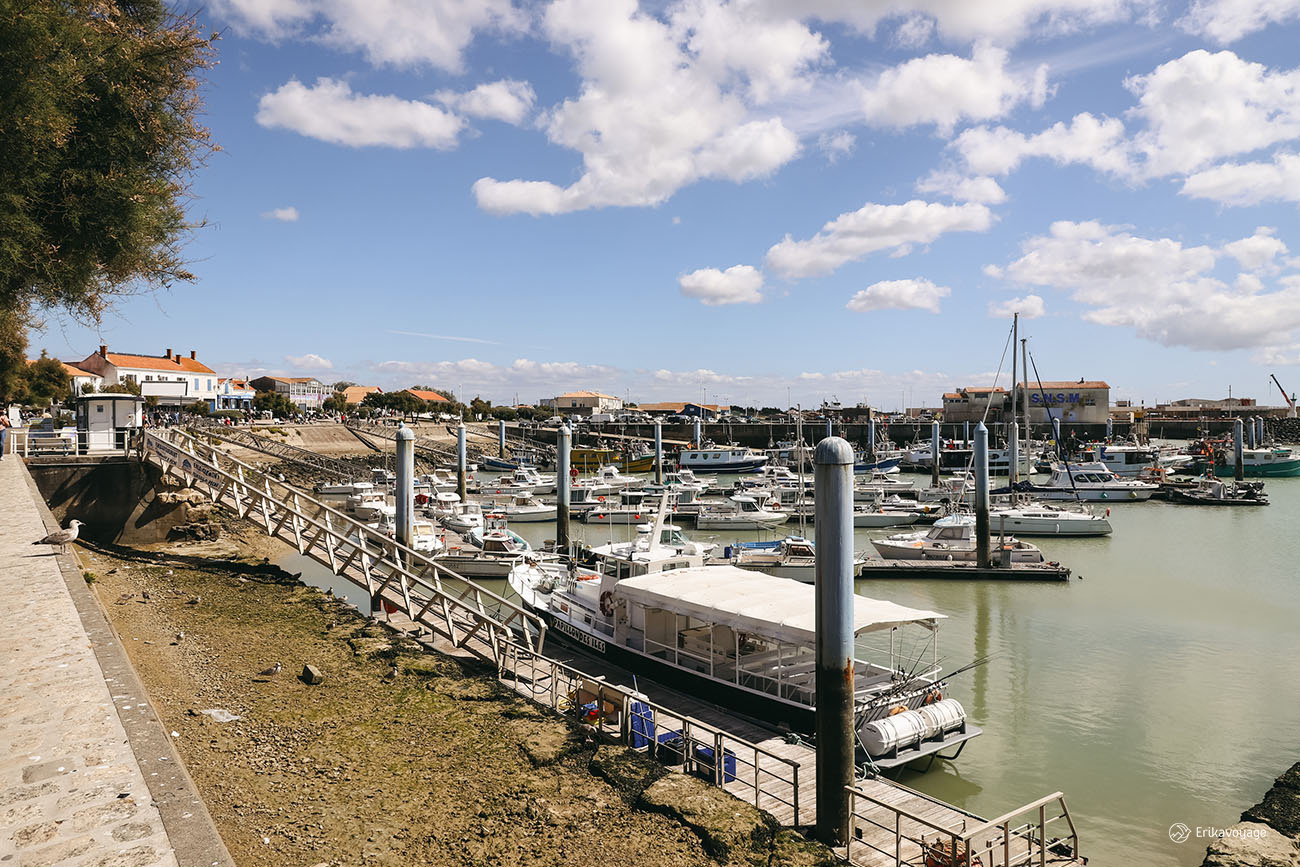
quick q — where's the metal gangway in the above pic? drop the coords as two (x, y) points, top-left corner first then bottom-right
(344, 419), (463, 464)
(140, 427), (544, 661)
(186, 420), (376, 481)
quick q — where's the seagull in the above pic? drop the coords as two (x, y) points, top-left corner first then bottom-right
(34, 520), (81, 555)
(186, 595), (201, 606)
(174, 632), (185, 643)
(257, 662), (282, 677)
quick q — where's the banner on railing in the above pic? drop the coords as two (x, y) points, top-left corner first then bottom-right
(145, 433), (226, 488)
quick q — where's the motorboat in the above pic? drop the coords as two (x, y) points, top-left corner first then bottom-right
(494, 492), (558, 523)
(314, 479), (374, 496)
(467, 514), (532, 556)
(509, 564), (978, 765)
(872, 514), (1045, 562)
(441, 501), (486, 534)
(423, 491), (463, 520)
(586, 464), (644, 490)
(371, 467), (395, 487)
(679, 446), (769, 473)
(581, 489), (661, 524)
(1029, 462), (1158, 502)
(410, 519), (447, 554)
(1076, 443), (1171, 477)
(1168, 478), (1269, 506)
(346, 489), (394, 522)
(853, 504), (923, 528)
(987, 502), (1113, 536)
(568, 483), (616, 512)
(854, 472), (915, 497)
(730, 536), (871, 582)
(478, 466), (556, 496)
(694, 495), (789, 530)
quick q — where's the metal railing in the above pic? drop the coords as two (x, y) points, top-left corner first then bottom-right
(140, 428), (546, 661)
(345, 420), (462, 463)
(12, 427), (136, 457)
(497, 640), (803, 826)
(846, 782), (1079, 866)
(187, 419), (375, 480)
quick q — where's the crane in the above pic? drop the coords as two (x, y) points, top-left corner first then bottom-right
(1270, 374), (1297, 418)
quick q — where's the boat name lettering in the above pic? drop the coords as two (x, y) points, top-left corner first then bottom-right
(553, 619), (607, 654)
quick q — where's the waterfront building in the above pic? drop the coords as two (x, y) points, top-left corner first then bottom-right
(77, 346), (219, 409)
(249, 376), (330, 411)
(539, 390), (623, 415)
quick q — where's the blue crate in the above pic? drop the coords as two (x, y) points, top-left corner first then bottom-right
(692, 744), (737, 783)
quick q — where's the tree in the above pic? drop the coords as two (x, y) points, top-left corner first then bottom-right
(102, 380), (142, 395)
(25, 352), (70, 406)
(0, 309), (30, 405)
(322, 392), (348, 413)
(183, 400), (209, 416)
(1, 1), (216, 325)
(253, 390), (294, 418)
(489, 406), (517, 421)
(469, 397), (492, 419)
(330, 380), (358, 392)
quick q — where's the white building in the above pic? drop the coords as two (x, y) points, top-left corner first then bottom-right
(76, 346), (220, 409)
(539, 390), (624, 415)
(250, 376), (329, 411)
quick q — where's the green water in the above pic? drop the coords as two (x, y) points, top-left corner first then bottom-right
(287, 476), (1300, 866)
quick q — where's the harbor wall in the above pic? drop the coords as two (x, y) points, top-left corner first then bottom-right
(1201, 760), (1300, 867)
(27, 457), (213, 545)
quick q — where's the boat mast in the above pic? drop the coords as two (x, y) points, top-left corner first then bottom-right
(1011, 312), (1018, 484)
(1021, 338), (1029, 472)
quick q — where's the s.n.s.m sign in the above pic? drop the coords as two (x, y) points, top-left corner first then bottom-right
(1030, 392), (1082, 405)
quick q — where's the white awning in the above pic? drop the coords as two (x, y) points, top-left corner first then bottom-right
(617, 566), (944, 646)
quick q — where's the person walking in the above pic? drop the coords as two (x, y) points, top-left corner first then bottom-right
(0, 410), (10, 458)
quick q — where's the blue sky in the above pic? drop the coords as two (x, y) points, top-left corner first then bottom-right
(34, 0), (1300, 409)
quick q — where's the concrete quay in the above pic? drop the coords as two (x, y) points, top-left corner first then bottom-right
(0, 456), (231, 867)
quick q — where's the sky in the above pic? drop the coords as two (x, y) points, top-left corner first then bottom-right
(33, 0), (1300, 409)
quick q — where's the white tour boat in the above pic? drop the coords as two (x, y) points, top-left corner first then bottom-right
(1031, 462), (1158, 502)
(872, 514), (1045, 562)
(679, 446), (769, 473)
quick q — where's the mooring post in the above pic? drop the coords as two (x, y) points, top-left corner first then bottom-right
(867, 416), (876, 459)
(654, 421), (664, 485)
(1052, 416), (1062, 457)
(975, 422), (991, 568)
(1234, 417), (1245, 481)
(813, 435), (855, 847)
(1106, 416), (1113, 441)
(963, 420), (970, 447)
(498, 419), (507, 458)
(395, 423), (415, 558)
(693, 417), (702, 448)
(557, 423), (572, 553)
(457, 423), (467, 500)
(825, 417), (833, 440)
(1258, 416), (1267, 446)
(1009, 420), (1019, 485)
(1246, 416), (1256, 449)
(931, 421), (941, 488)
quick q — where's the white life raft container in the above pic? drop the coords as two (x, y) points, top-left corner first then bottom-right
(861, 699), (967, 756)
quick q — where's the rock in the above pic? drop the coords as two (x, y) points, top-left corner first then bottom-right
(301, 665), (324, 685)
(1245, 787), (1300, 840)
(767, 830), (841, 867)
(1202, 822), (1300, 867)
(520, 726), (584, 768)
(589, 746), (666, 802)
(639, 772), (776, 861)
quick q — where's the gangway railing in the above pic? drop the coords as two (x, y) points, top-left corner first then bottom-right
(140, 428), (545, 661)
(187, 420), (374, 480)
(344, 420), (461, 463)
(846, 782), (1080, 866)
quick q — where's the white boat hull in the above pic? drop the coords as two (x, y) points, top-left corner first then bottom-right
(695, 514), (789, 530)
(502, 507), (558, 523)
(1035, 487), (1154, 502)
(871, 540), (1044, 562)
(988, 512), (1112, 536)
(854, 511), (921, 528)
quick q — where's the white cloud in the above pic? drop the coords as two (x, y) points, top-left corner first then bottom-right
(859, 43), (1049, 133)
(257, 78), (463, 149)
(286, 353), (334, 369)
(817, 131), (856, 162)
(988, 293), (1046, 318)
(754, 0), (1146, 46)
(765, 200), (993, 280)
(262, 206), (300, 222)
(846, 278), (950, 313)
(1222, 227), (1289, 273)
(950, 112), (1133, 178)
(1125, 50), (1300, 177)
(214, 0), (525, 72)
(892, 14), (934, 48)
(1180, 0), (1300, 43)
(435, 80), (536, 124)
(915, 171), (1007, 204)
(1181, 152), (1300, 205)
(473, 0), (811, 215)
(679, 265), (765, 306)
(993, 221), (1300, 351)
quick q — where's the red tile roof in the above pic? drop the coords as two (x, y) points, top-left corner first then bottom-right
(28, 359), (98, 379)
(404, 389), (450, 402)
(106, 352), (214, 375)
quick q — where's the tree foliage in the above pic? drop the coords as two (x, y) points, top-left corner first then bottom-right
(25, 351), (70, 405)
(183, 400), (209, 415)
(253, 390), (294, 417)
(101, 380), (141, 395)
(322, 391), (348, 413)
(0, 0), (216, 323)
(0, 310), (29, 404)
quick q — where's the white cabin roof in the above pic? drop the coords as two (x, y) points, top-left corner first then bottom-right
(616, 567), (944, 645)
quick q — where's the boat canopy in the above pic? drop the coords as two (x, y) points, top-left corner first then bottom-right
(616, 567), (944, 645)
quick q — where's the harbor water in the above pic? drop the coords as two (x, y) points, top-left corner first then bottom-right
(281, 471), (1300, 867)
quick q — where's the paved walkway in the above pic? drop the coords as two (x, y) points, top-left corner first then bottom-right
(0, 456), (179, 867)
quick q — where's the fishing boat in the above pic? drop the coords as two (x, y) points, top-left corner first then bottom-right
(1213, 446), (1300, 478)
(1029, 462), (1158, 501)
(581, 490), (661, 525)
(423, 491), (463, 520)
(440, 501), (486, 534)
(695, 495), (789, 530)
(570, 447), (656, 473)
(478, 466), (556, 496)
(986, 502), (1113, 536)
(679, 446), (769, 473)
(346, 489), (394, 522)
(872, 514), (1045, 562)
(410, 519), (447, 554)
(1075, 443), (1168, 477)
(588, 521), (718, 564)
(509, 564), (978, 764)
(467, 514), (532, 555)
(1167, 478), (1269, 506)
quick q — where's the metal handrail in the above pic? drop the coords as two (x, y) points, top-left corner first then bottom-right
(142, 428), (546, 658)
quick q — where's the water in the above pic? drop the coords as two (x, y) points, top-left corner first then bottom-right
(281, 474), (1300, 866)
